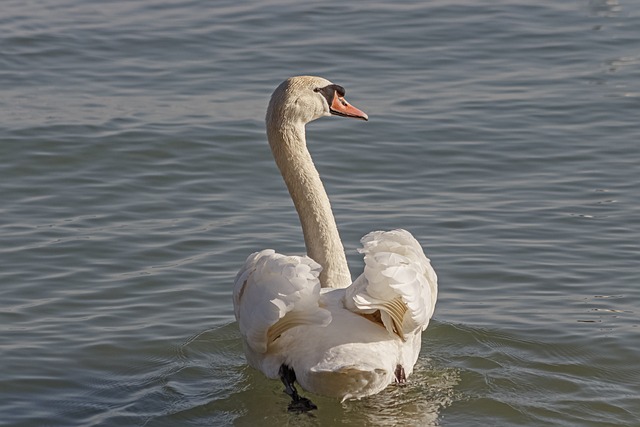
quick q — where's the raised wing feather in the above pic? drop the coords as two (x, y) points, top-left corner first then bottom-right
(345, 229), (438, 339)
(233, 249), (331, 353)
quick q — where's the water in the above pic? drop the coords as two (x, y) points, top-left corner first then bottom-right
(1, 0), (639, 425)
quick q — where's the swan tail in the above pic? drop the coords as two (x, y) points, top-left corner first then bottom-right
(233, 250), (331, 353)
(307, 365), (389, 401)
(345, 229), (438, 339)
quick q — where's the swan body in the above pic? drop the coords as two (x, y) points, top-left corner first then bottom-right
(233, 76), (438, 402)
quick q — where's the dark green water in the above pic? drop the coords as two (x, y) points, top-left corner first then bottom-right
(1, 1), (639, 425)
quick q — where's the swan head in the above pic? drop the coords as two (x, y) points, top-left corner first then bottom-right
(267, 76), (368, 127)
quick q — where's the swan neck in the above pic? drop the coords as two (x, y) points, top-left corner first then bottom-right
(267, 122), (351, 288)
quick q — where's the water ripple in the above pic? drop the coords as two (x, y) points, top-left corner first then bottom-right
(2, 0), (640, 425)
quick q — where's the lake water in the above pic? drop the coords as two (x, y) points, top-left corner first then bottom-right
(1, 0), (639, 425)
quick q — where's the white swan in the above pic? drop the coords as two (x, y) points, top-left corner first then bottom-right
(233, 76), (438, 409)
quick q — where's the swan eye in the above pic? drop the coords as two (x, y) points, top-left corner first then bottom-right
(315, 84), (346, 108)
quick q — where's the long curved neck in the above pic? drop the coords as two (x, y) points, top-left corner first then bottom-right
(267, 121), (351, 288)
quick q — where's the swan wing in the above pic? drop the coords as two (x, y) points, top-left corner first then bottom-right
(345, 229), (438, 339)
(233, 249), (332, 354)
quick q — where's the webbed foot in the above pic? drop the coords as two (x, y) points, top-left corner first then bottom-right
(279, 364), (317, 413)
(287, 395), (317, 413)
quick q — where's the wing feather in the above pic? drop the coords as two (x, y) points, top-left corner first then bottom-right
(345, 229), (438, 339)
(233, 250), (331, 353)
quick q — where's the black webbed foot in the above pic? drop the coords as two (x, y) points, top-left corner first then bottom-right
(279, 364), (317, 413)
(287, 396), (317, 413)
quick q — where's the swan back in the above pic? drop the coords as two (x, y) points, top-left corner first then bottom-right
(345, 229), (438, 339)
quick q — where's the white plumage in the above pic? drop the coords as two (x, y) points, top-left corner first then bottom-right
(234, 230), (437, 401)
(234, 250), (330, 354)
(346, 229), (438, 340)
(233, 76), (438, 403)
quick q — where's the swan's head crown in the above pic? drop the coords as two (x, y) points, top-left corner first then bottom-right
(267, 76), (368, 127)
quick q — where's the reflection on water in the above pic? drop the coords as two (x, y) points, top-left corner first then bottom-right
(587, 0), (621, 16)
(162, 319), (640, 425)
(158, 324), (459, 426)
(339, 361), (459, 427)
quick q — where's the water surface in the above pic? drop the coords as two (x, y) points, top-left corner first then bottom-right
(1, 1), (639, 425)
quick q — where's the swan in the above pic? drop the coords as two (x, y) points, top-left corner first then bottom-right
(233, 76), (438, 411)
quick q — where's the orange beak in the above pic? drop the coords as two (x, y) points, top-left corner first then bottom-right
(330, 94), (368, 121)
